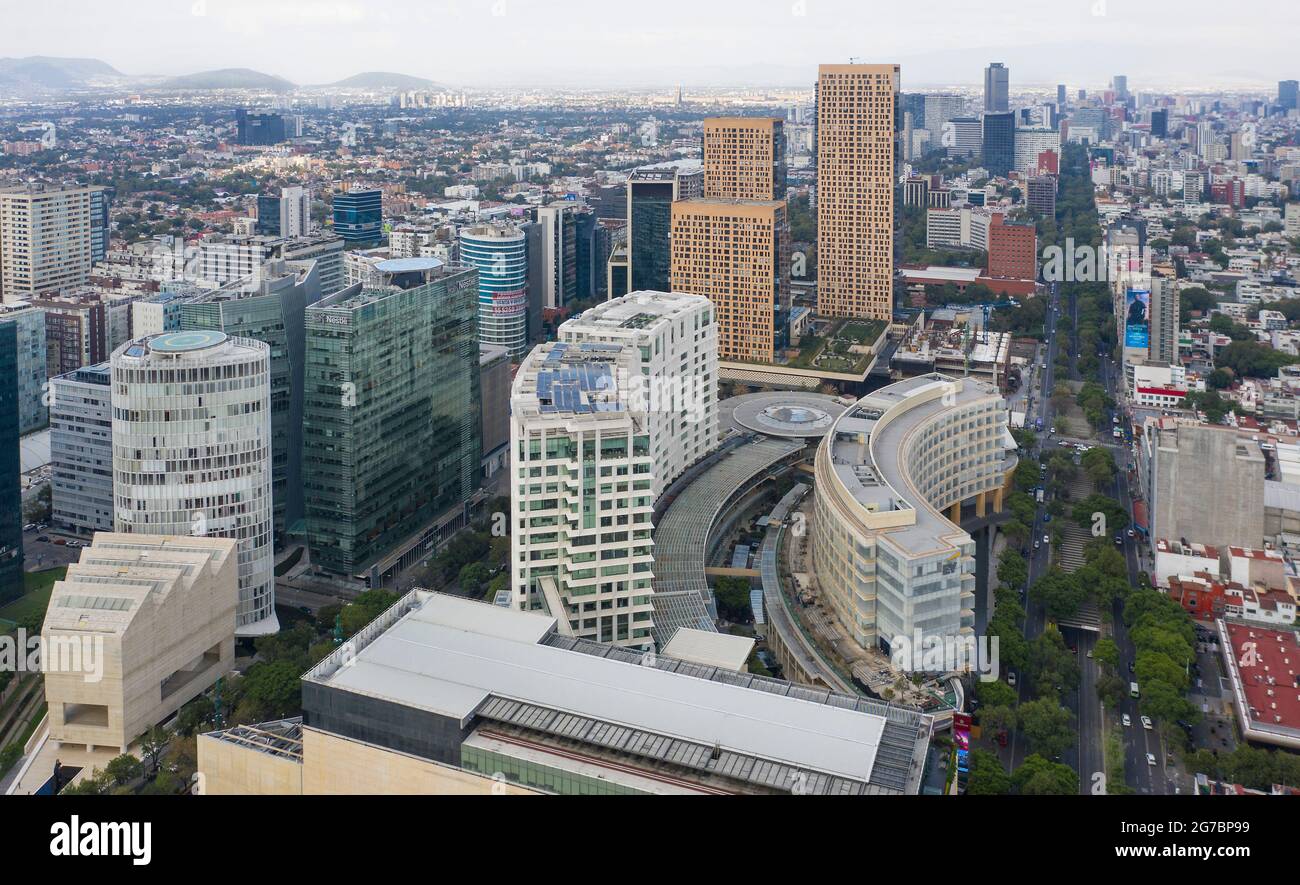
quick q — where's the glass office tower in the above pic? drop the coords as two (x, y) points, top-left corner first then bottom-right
(303, 259), (481, 578)
(332, 190), (383, 247)
(0, 321), (25, 604)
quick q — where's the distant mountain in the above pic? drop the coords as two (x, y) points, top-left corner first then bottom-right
(162, 68), (295, 92)
(0, 56), (123, 90)
(327, 72), (443, 91)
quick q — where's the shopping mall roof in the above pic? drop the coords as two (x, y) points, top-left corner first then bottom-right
(304, 592), (932, 792)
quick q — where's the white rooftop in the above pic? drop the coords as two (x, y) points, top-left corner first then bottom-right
(308, 593), (890, 785)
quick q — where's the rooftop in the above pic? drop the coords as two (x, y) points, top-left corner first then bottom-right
(304, 592), (931, 793)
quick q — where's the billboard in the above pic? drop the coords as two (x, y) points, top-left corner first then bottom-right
(1125, 288), (1151, 350)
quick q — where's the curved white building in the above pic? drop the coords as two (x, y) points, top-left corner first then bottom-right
(812, 375), (1017, 656)
(111, 330), (277, 636)
(461, 223), (528, 359)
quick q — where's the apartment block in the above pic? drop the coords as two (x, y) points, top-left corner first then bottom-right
(50, 363), (114, 534)
(0, 182), (104, 303)
(670, 200), (788, 363)
(510, 341), (657, 648)
(703, 117), (786, 202)
(815, 64), (899, 320)
(558, 291), (719, 497)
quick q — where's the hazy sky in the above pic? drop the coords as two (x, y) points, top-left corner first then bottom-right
(3, 0), (1297, 89)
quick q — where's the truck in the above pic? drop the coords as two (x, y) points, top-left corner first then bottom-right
(1036, 489), (1046, 505)
(1130, 682), (1140, 699)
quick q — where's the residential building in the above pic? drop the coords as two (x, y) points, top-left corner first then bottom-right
(816, 63), (899, 320)
(49, 363), (114, 534)
(510, 341), (656, 647)
(704, 117), (786, 202)
(670, 199), (788, 363)
(0, 182), (104, 303)
(986, 216), (1037, 281)
(557, 291), (719, 497)
(111, 331), (276, 636)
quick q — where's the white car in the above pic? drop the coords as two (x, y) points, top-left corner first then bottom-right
(1043, 534), (1051, 546)
(1007, 672), (1017, 687)
(1146, 753), (1157, 767)
(1122, 714), (1132, 727)
(1141, 716), (1153, 731)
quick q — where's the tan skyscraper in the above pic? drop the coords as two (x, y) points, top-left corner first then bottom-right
(0, 182), (102, 304)
(671, 199), (788, 363)
(703, 117), (787, 202)
(816, 63), (899, 320)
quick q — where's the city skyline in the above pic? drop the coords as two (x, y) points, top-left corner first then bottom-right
(1, 0), (1297, 89)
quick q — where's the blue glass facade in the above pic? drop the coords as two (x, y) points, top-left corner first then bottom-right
(332, 190), (383, 247)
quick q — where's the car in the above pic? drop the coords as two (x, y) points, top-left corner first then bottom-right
(53, 538), (66, 546)
(1050, 426), (1057, 435)
(1115, 535), (1125, 546)
(1126, 529), (1136, 539)
(1007, 672), (1017, 687)
(1122, 714), (1132, 727)
(1086, 649), (1093, 659)
(23, 523), (35, 532)
(36, 535), (48, 543)
(1034, 540), (1041, 550)
(1128, 662), (1135, 674)
(1043, 513), (1052, 524)
(1043, 534), (1051, 545)
(1141, 716), (1153, 731)
(1146, 753), (1157, 767)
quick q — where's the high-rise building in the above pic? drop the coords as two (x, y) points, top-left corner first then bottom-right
(535, 203), (582, 312)
(0, 321), (24, 604)
(1112, 75), (1129, 101)
(302, 259), (481, 581)
(982, 112), (1016, 178)
(1286, 203), (1300, 240)
(0, 183), (105, 303)
(111, 330), (276, 636)
(1013, 127), (1061, 174)
(922, 94), (965, 151)
(89, 186), (112, 267)
(1057, 84), (1068, 108)
(1278, 80), (1299, 112)
(986, 216), (1038, 281)
(1151, 108), (1169, 138)
(177, 260), (318, 545)
(0, 302), (47, 434)
(1148, 271), (1180, 366)
(258, 186), (311, 239)
(236, 109), (286, 146)
(984, 63), (1009, 113)
(557, 292), (719, 498)
(703, 117), (786, 201)
(1026, 175), (1057, 216)
(623, 162), (703, 296)
(815, 63), (899, 320)
(944, 117), (983, 158)
(30, 291), (107, 378)
(510, 341), (656, 647)
(196, 233), (346, 297)
(331, 189), (383, 247)
(671, 199), (789, 362)
(49, 362), (114, 534)
(460, 223), (529, 359)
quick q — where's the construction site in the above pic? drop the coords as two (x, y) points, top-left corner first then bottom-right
(889, 309), (1015, 391)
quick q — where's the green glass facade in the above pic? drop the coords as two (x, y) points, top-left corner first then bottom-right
(302, 266), (482, 576)
(460, 745), (646, 796)
(178, 280), (309, 545)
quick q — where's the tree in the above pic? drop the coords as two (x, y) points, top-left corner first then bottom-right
(1014, 754), (1078, 795)
(339, 589), (400, 638)
(140, 726), (169, 776)
(105, 754), (143, 786)
(1071, 494), (1129, 535)
(966, 749), (1014, 795)
(1080, 447), (1117, 486)
(458, 562), (491, 597)
(1018, 699), (1076, 758)
(1030, 569), (1087, 622)
(1093, 638), (1120, 671)
(235, 661), (302, 723)
(713, 577), (753, 624)
(976, 678), (1017, 709)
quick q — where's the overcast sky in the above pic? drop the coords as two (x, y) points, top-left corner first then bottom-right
(3, 0), (1297, 89)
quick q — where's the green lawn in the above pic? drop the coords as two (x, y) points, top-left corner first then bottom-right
(0, 568), (67, 627)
